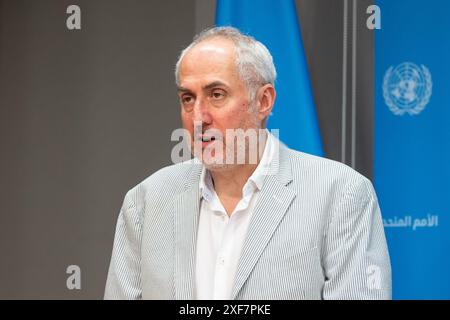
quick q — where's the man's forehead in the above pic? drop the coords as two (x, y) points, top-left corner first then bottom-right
(182, 38), (236, 66)
(179, 43), (239, 83)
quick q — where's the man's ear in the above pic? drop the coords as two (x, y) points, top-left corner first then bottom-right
(256, 84), (276, 121)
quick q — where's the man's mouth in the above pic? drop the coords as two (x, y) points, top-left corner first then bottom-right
(195, 134), (222, 149)
(201, 136), (216, 142)
(195, 132), (221, 143)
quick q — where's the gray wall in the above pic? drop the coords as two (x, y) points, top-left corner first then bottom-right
(0, 0), (373, 299)
(298, 0), (374, 174)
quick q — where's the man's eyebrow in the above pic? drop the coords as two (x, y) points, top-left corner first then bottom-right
(177, 86), (192, 93)
(203, 81), (229, 91)
(177, 81), (229, 93)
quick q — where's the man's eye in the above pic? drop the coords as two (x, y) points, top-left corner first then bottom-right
(182, 95), (194, 104)
(211, 90), (226, 100)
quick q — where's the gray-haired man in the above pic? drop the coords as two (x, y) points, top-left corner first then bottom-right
(105, 27), (391, 300)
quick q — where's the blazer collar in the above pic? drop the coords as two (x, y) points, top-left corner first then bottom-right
(231, 142), (296, 299)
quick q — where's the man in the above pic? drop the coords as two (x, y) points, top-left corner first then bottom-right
(104, 27), (391, 299)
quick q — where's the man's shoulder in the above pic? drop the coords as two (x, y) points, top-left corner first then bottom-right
(143, 159), (201, 186)
(285, 147), (372, 188)
(122, 159), (202, 206)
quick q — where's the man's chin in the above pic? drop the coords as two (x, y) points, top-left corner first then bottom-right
(203, 162), (232, 172)
(193, 155), (232, 171)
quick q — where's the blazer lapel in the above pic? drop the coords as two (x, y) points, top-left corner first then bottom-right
(231, 144), (296, 299)
(174, 164), (202, 300)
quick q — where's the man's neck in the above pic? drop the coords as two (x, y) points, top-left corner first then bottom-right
(209, 130), (268, 200)
(210, 163), (258, 199)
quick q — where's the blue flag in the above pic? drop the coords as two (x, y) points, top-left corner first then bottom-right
(375, 0), (450, 299)
(216, 0), (323, 156)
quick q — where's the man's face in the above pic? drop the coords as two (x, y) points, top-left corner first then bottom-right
(177, 37), (262, 170)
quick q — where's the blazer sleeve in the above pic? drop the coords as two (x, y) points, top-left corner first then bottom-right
(322, 176), (392, 299)
(104, 189), (143, 300)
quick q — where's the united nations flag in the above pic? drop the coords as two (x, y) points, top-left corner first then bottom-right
(383, 62), (432, 116)
(375, 0), (450, 299)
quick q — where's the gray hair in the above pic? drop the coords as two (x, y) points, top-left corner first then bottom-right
(175, 26), (277, 101)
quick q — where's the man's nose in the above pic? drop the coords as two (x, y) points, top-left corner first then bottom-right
(193, 97), (212, 124)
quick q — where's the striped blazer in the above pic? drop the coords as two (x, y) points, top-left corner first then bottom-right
(104, 141), (392, 299)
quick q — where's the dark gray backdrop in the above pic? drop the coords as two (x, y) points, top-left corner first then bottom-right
(0, 0), (373, 299)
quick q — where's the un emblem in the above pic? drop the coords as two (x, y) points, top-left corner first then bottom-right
(383, 62), (432, 116)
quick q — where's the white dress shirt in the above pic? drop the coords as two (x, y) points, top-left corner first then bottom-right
(194, 131), (275, 300)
